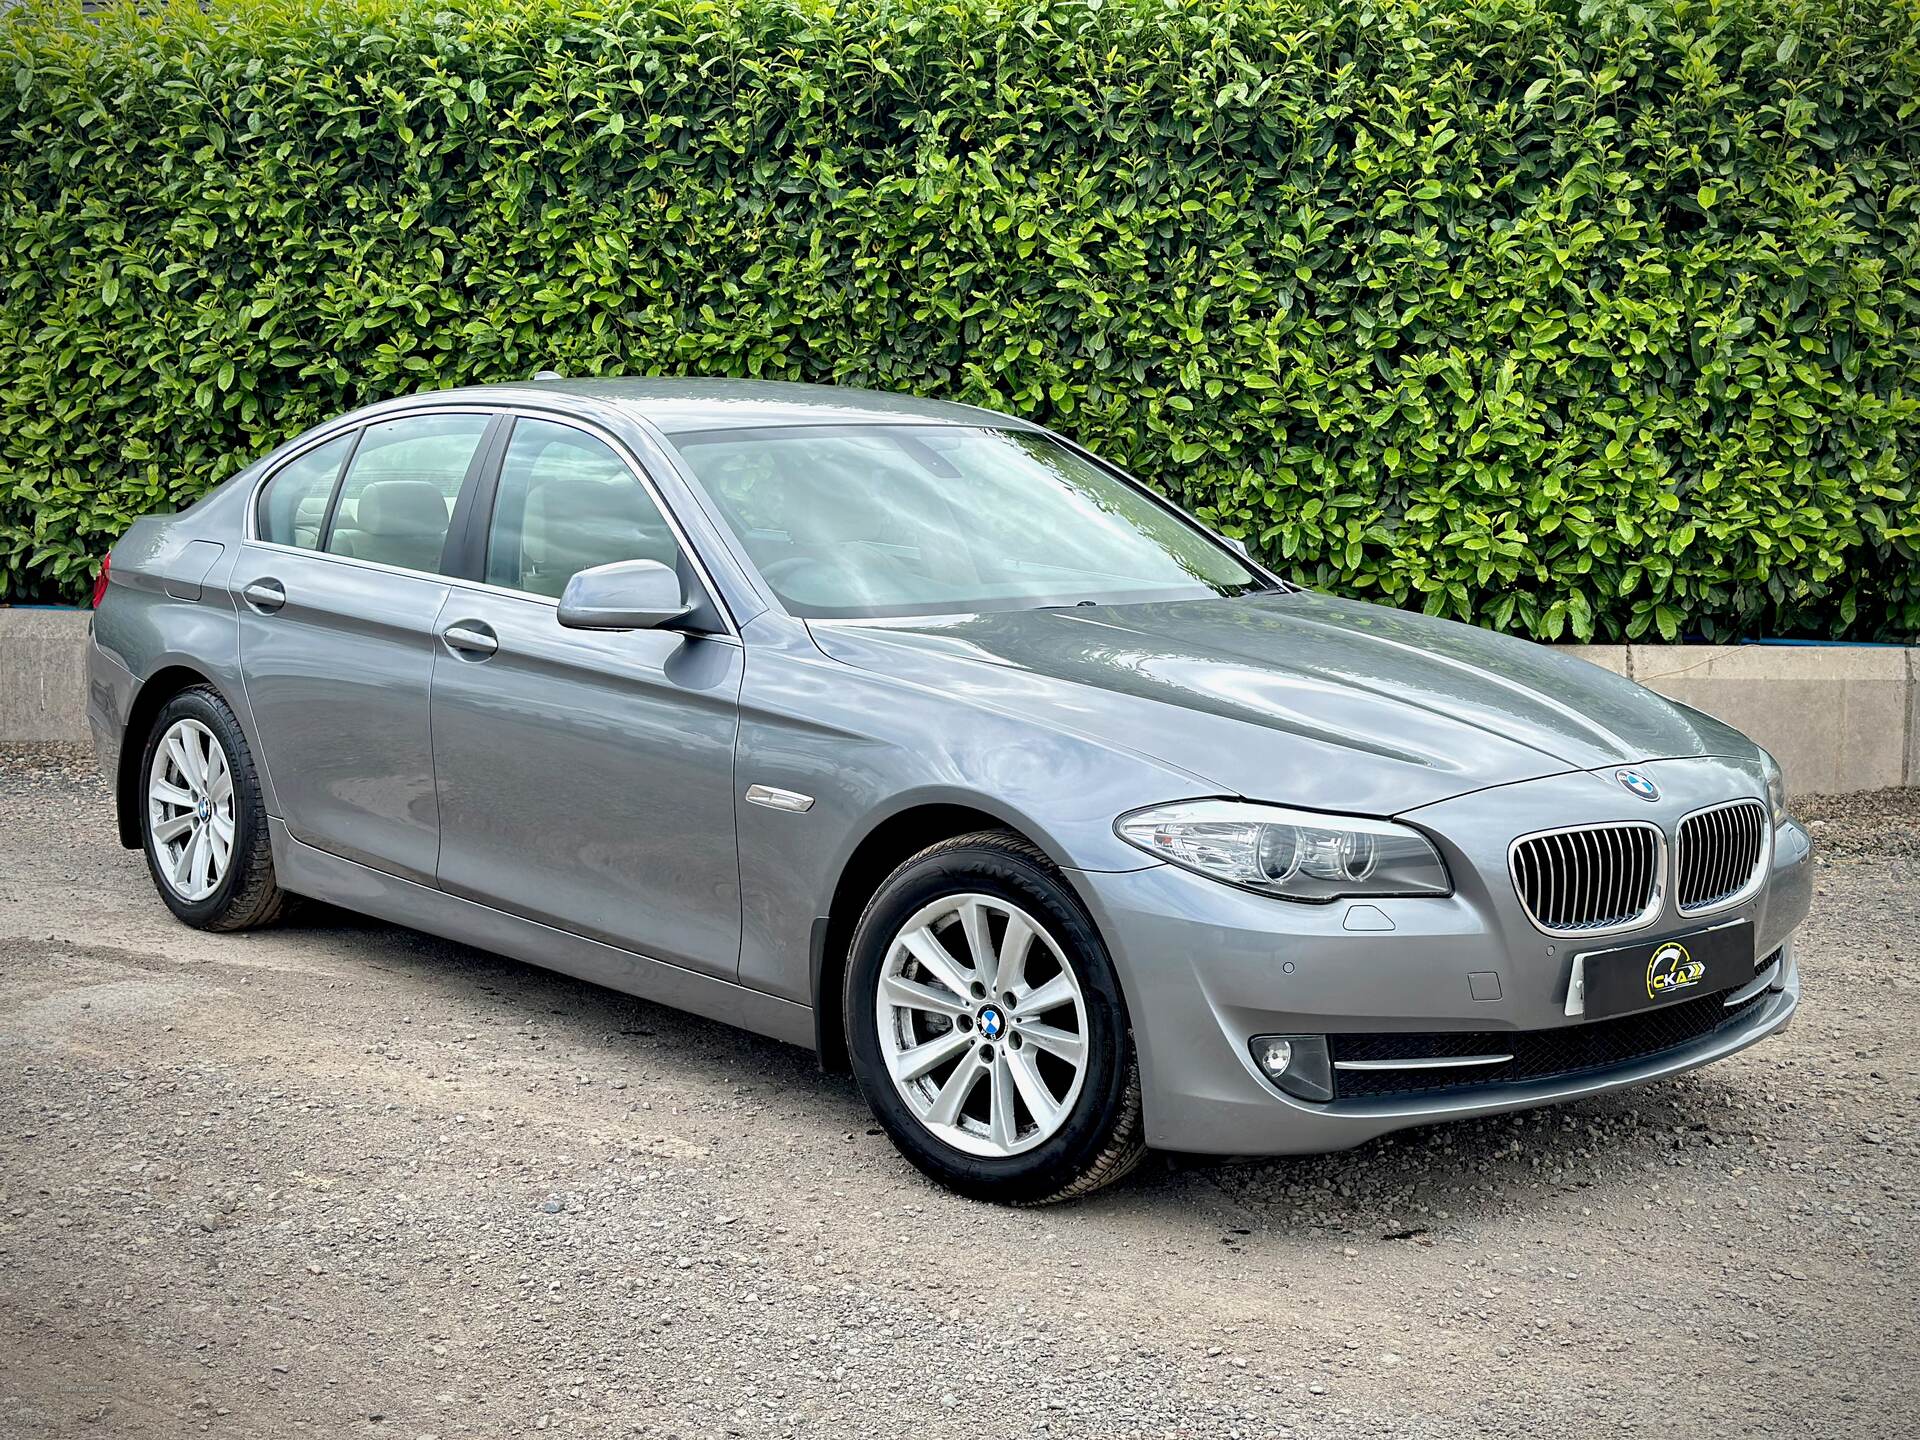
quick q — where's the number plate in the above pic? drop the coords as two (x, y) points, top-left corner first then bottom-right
(1574, 920), (1754, 1021)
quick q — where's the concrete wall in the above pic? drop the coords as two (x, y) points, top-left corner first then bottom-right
(1557, 643), (1918, 796)
(4, 606), (1916, 794)
(0, 608), (92, 744)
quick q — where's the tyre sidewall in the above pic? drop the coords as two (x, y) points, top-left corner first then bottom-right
(845, 841), (1132, 1202)
(139, 689), (258, 927)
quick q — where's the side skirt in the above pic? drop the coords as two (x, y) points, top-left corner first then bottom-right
(269, 819), (815, 1051)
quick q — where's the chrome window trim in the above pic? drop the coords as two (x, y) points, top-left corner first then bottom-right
(1673, 797), (1771, 918)
(245, 402), (498, 548)
(241, 400), (741, 640)
(1507, 820), (1667, 939)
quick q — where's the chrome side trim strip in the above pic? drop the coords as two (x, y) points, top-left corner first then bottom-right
(1723, 956), (1783, 1009)
(1334, 1053), (1514, 1072)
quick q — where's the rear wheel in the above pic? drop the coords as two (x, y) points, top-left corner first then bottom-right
(844, 831), (1144, 1203)
(139, 686), (289, 931)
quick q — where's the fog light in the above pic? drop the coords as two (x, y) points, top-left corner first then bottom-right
(1249, 1034), (1333, 1102)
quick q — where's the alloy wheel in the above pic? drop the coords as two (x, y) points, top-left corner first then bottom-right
(148, 717), (234, 902)
(875, 892), (1090, 1158)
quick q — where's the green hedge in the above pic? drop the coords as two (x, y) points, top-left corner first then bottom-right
(2, 0), (1916, 640)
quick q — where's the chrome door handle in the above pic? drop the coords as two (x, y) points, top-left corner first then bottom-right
(242, 578), (286, 613)
(442, 622), (498, 658)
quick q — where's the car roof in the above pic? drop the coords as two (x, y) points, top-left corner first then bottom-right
(413, 378), (1039, 437)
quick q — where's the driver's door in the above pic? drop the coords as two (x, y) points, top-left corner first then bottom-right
(428, 414), (745, 980)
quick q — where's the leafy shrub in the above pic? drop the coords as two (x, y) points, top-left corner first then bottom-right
(1, 0), (1915, 640)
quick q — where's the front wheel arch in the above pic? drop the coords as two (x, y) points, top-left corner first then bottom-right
(813, 801), (1079, 1073)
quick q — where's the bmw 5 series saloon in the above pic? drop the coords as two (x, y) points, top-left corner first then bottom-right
(87, 380), (1811, 1203)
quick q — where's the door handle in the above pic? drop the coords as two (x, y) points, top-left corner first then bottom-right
(242, 578), (286, 613)
(441, 621), (498, 658)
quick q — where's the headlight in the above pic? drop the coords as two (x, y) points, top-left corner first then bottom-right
(1115, 800), (1451, 903)
(1759, 749), (1788, 826)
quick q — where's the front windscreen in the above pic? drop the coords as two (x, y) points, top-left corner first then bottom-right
(670, 424), (1264, 619)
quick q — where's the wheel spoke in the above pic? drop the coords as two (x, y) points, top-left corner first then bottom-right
(208, 821), (232, 871)
(150, 779), (195, 809)
(895, 1027), (974, 1082)
(208, 747), (232, 803)
(1019, 1022), (1084, 1068)
(899, 926), (973, 1003)
(987, 1052), (1019, 1151)
(151, 813), (194, 843)
(189, 727), (212, 789)
(1014, 972), (1075, 1019)
(924, 1052), (985, 1127)
(1006, 1048), (1062, 1132)
(957, 898), (994, 977)
(992, 912), (1034, 994)
(881, 972), (967, 1018)
(171, 829), (197, 888)
(189, 828), (213, 892)
(165, 733), (196, 788)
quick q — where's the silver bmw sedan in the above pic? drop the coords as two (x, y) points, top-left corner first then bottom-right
(87, 380), (1811, 1203)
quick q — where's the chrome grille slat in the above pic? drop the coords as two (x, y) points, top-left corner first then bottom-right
(1509, 822), (1663, 936)
(1676, 799), (1767, 914)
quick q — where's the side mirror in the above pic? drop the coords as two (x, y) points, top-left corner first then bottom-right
(557, 559), (693, 631)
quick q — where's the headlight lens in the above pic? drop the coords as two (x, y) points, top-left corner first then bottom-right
(1116, 800), (1451, 903)
(1759, 749), (1788, 826)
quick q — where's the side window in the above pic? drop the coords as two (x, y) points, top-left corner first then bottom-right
(256, 433), (353, 549)
(485, 418), (680, 599)
(324, 413), (490, 574)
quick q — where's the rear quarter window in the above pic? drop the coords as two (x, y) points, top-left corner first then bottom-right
(256, 434), (353, 549)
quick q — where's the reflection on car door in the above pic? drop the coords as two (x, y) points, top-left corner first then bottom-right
(235, 410), (497, 882)
(427, 415), (745, 979)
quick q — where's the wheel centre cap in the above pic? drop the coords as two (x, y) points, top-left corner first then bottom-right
(977, 1005), (1005, 1041)
(194, 798), (211, 822)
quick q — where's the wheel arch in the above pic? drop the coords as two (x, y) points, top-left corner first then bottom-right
(811, 800), (1072, 1073)
(116, 664), (225, 848)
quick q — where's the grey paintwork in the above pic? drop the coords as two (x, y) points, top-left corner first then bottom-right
(87, 379), (1811, 1157)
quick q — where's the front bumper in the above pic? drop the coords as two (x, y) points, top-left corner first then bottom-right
(1072, 758), (1812, 1155)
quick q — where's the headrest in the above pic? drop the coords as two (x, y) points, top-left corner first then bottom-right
(527, 478), (654, 529)
(353, 480), (449, 536)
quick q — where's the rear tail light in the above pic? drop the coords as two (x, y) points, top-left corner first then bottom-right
(91, 553), (111, 608)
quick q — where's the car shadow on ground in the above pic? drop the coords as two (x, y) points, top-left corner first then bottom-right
(273, 901), (1767, 1233)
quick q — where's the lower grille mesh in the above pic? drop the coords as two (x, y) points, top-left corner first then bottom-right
(1328, 956), (1780, 1101)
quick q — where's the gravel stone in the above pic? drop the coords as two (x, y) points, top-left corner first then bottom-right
(0, 743), (1913, 1437)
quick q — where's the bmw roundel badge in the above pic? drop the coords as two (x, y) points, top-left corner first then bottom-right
(1615, 768), (1660, 802)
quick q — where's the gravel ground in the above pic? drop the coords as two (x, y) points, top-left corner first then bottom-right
(1, 744), (1914, 1439)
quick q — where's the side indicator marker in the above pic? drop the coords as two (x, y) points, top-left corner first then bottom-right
(744, 784), (815, 814)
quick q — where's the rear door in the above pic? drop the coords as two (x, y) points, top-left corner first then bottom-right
(427, 413), (745, 979)
(235, 409), (499, 882)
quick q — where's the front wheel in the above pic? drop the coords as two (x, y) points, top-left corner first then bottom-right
(844, 831), (1144, 1204)
(139, 685), (290, 931)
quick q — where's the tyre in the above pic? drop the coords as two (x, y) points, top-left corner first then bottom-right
(138, 685), (290, 931)
(843, 830), (1145, 1204)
